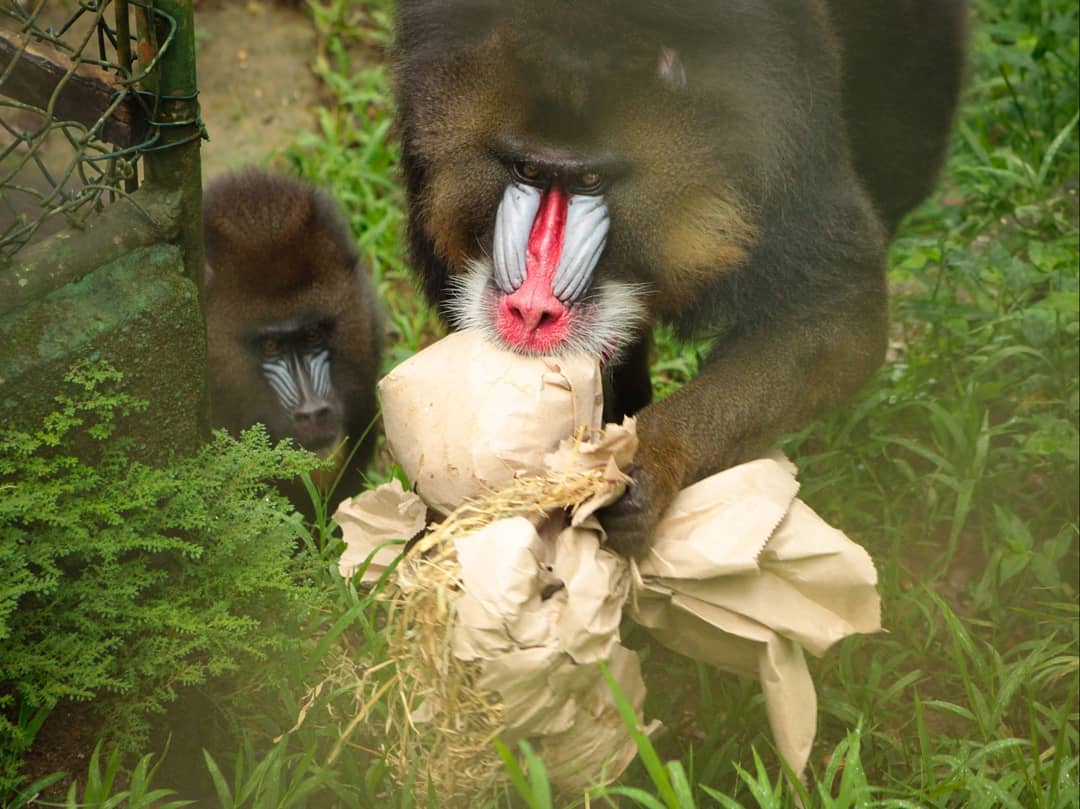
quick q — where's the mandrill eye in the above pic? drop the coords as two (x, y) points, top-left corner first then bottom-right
(573, 171), (604, 195)
(303, 326), (322, 346)
(512, 161), (544, 186)
(261, 337), (281, 357)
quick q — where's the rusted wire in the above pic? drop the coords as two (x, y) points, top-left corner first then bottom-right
(0, 0), (202, 260)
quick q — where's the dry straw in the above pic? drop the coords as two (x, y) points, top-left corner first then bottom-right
(380, 467), (611, 802)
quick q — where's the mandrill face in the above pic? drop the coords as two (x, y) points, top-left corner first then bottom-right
(396, 4), (765, 366)
(492, 178), (609, 352)
(446, 145), (648, 364)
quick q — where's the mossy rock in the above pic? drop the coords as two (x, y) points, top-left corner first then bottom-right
(0, 244), (207, 461)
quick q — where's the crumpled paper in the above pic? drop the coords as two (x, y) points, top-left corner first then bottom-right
(337, 489), (651, 790)
(337, 479), (427, 582)
(453, 515), (651, 791)
(377, 329), (603, 515)
(605, 446), (879, 775)
(336, 328), (881, 786)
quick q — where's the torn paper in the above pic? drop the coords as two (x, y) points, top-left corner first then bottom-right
(378, 329), (603, 515)
(335, 480), (427, 582)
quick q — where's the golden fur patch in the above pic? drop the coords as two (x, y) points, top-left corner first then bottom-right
(660, 191), (758, 285)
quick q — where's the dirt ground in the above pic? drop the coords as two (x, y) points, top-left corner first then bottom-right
(195, 0), (319, 181)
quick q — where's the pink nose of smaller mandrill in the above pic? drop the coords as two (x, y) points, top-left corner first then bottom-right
(496, 184), (572, 351)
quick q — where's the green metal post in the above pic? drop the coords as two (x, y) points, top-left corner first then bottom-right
(137, 0), (205, 298)
(135, 0), (210, 438)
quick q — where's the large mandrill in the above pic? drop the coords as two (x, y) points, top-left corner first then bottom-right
(392, 0), (967, 556)
(202, 169), (383, 515)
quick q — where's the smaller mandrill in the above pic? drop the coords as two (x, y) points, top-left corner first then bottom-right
(203, 168), (382, 515)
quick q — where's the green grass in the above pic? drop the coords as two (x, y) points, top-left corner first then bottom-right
(9, 0), (1077, 806)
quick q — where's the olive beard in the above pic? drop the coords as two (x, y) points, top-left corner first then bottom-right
(445, 258), (649, 368)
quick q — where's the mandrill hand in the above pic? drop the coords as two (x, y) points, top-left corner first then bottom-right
(598, 460), (682, 560)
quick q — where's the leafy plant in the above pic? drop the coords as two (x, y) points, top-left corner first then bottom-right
(4, 741), (191, 809)
(0, 362), (320, 796)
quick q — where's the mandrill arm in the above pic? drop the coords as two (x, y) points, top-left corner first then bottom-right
(601, 253), (889, 558)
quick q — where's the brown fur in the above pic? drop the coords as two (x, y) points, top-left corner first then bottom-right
(203, 169), (382, 515)
(394, 0), (966, 555)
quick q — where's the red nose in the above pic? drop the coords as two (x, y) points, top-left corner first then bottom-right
(496, 285), (569, 350)
(495, 183), (571, 351)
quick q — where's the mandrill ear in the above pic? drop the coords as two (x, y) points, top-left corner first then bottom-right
(657, 46), (687, 89)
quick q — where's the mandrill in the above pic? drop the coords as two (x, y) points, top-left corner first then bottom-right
(202, 169), (382, 515)
(392, 0), (967, 557)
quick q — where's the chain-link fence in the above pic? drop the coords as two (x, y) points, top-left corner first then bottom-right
(0, 0), (202, 261)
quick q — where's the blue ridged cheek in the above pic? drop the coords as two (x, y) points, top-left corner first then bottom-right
(492, 183), (541, 293)
(261, 348), (332, 412)
(552, 194), (609, 304)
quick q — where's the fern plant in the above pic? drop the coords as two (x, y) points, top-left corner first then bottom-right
(0, 362), (321, 795)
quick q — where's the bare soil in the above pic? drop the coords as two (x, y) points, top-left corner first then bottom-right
(195, 0), (319, 181)
(17, 700), (98, 796)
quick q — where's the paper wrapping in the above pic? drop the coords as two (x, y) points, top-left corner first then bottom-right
(452, 516), (650, 790)
(377, 329), (603, 515)
(337, 329), (881, 786)
(336, 479), (427, 582)
(623, 455), (881, 774)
